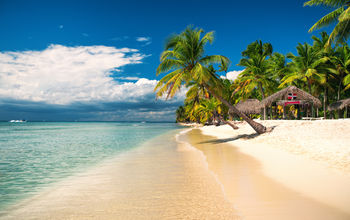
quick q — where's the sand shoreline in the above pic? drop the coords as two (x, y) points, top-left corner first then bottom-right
(187, 119), (350, 219)
(3, 120), (350, 219)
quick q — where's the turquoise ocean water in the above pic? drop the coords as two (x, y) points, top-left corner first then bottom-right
(0, 122), (180, 213)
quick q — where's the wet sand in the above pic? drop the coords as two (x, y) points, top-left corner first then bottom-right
(2, 130), (239, 220)
(186, 129), (350, 220)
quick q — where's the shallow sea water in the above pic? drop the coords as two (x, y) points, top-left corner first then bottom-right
(0, 122), (180, 213)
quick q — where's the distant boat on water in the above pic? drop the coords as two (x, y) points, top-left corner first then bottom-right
(9, 119), (27, 123)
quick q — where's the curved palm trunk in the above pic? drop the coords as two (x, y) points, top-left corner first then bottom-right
(219, 115), (239, 130)
(203, 83), (266, 134)
(306, 77), (315, 117)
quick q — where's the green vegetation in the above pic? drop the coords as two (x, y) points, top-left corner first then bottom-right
(305, 0), (350, 47)
(154, 26), (266, 134)
(155, 2), (350, 134)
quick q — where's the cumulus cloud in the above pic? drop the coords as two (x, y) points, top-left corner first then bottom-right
(0, 44), (146, 104)
(220, 70), (243, 82)
(0, 45), (185, 121)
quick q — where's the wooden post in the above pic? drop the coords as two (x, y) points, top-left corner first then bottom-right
(283, 104), (286, 119)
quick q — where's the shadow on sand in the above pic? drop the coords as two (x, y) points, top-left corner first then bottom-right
(198, 126), (277, 145)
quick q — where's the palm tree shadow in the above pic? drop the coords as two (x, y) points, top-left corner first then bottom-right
(198, 125), (277, 145)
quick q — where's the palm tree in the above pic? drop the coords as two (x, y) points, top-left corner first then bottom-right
(154, 26), (266, 134)
(184, 99), (201, 123)
(175, 106), (186, 122)
(344, 70), (350, 90)
(197, 98), (220, 124)
(312, 32), (334, 118)
(238, 40), (273, 119)
(304, 0), (350, 46)
(269, 52), (290, 84)
(238, 40), (273, 100)
(280, 43), (324, 94)
(329, 44), (350, 98)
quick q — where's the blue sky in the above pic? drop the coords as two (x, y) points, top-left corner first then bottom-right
(0, 0), (333, 121)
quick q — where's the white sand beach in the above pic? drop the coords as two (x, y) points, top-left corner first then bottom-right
(187, 119), (350, 219)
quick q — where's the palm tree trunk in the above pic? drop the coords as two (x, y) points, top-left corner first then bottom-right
(258, 82), (267, 120)
(306, 77), (312, 94)
(337, 79), (342, 100)
(219, 115), (239, 130)
(324, 73), (328, 119)
(203, 83), (266, 134)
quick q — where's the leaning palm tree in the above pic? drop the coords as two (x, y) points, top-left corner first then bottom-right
(304, 0), (350, 46)
(154, 26), (266, 134)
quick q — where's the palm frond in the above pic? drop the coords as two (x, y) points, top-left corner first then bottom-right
(304, 0), (346, 8)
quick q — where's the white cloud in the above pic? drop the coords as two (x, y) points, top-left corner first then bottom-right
(0, 44), (155, 104)
(136, 37), (151, 42)
(220, 70), (243, 82)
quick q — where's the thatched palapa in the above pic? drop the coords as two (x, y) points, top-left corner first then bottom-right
(261, 86), (321, 108)
(328, 98), (350, 111)
(235, 99), (262, 114)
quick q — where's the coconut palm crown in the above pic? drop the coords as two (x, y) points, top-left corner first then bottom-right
(154, 26), (230, 99)
(305, 0), (350, 46)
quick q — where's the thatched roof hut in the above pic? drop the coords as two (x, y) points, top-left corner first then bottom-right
(235, 99), (262, 114)
(261, 86), (322, 108)
(328, 98), (350, 111)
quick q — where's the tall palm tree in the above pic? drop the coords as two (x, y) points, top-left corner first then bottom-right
(280, 43), (324, 94)
(269, 52), (290, 84)
(304, 0), (350, 46)
(238, 40), (273, 119)
(154, 26), (266, 134)
(312, 32), (334, 118)
(329, 44), (350, 98)
(238, 40), (273, 100)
